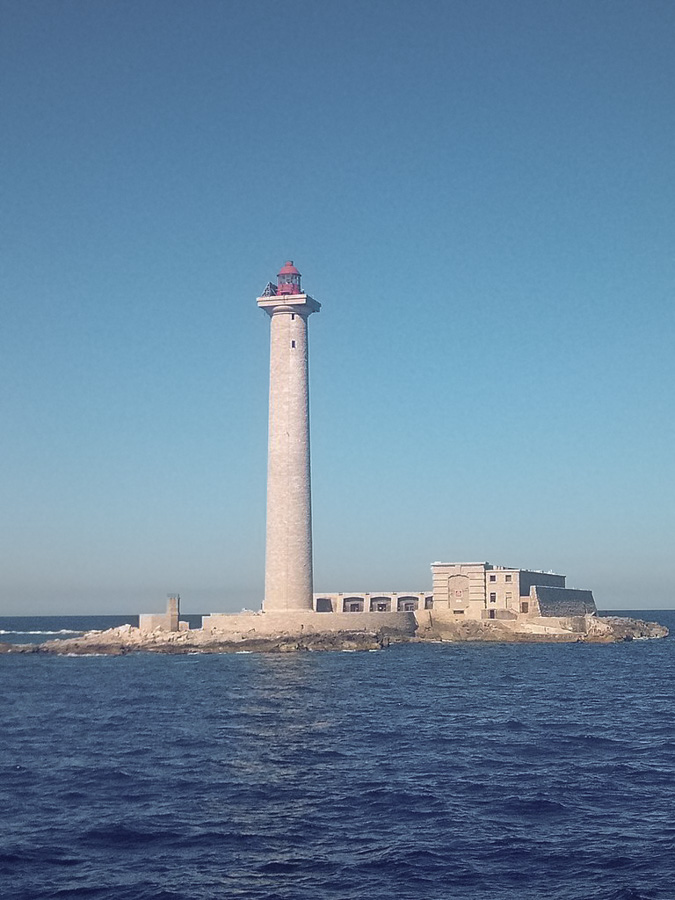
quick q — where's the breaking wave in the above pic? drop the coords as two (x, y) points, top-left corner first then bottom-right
(0, 629), (83, 635)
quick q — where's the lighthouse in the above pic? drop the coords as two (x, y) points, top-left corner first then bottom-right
(257, 262), (321, 612)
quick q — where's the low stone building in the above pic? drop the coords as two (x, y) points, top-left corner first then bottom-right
(139, 594), (188, 634)
(309, 562), (596, 622)
(429, 562), (596, 620)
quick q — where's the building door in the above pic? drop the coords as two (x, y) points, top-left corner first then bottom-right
(447, 574), (470, 610)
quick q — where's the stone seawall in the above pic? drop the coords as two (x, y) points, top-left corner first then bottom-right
(202, 610), (418, 637)
(414, 609), (668, 642)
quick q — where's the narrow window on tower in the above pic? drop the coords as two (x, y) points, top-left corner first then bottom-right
(291, 340), (296, 348)
(291, 314), (295, 320)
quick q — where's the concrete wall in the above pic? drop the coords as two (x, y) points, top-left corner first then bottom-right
(416, 607), (594, 637)
(139, 594), (181, 633)
(531, 586), (596, 617)
(139, 613), (172, 633)
(202, 610), (418, 637)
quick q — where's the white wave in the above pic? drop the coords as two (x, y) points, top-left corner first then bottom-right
(0, 629), (83, 635)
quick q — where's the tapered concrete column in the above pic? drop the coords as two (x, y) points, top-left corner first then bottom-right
(257, 290), (320, 611)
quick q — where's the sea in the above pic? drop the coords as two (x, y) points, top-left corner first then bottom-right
(1, 610), (674, 900)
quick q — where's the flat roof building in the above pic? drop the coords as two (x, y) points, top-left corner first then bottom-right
(430, 562), (595, 620)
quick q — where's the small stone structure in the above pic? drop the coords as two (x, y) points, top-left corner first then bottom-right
(139, 594), (187, 634)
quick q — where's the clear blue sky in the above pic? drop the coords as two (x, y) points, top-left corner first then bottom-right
(1, 0), (673, 613)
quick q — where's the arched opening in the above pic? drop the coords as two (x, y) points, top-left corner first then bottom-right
(370, 596), (391, 612)
(343, 597), (364, 613)
(397, 596), (419, 612)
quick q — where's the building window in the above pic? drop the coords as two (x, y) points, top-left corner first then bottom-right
(453, 609), (464, 615)
(506, 592), (512, 601)
(291, 340), (296, 348)
(424, 597), (433, 609)
(505, 574), (512, 582)
(521, 601), (529, 614)
(489, 574), (496, 582)
(489, 592), (497, 603)
(291, 314), (295, 319)
(488, 609), (496, 619)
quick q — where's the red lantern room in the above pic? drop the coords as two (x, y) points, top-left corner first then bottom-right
(277, 260), (302, 295)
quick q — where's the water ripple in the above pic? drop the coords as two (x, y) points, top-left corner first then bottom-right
(1, 612), (674, 899)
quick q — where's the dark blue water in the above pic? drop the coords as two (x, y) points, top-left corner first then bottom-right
(1, 611), (674, 900)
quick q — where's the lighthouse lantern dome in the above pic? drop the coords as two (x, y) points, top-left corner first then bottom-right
(277, 261), (302, 295)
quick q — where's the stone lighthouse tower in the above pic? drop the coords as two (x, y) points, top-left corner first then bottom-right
(257, 262), (321, 612)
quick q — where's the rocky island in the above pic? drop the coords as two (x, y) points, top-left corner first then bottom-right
(0, 610), (667, 656)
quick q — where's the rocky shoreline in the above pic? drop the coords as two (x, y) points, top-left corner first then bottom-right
(0, 614), (668, 656)
(0, 626), (387, 655)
